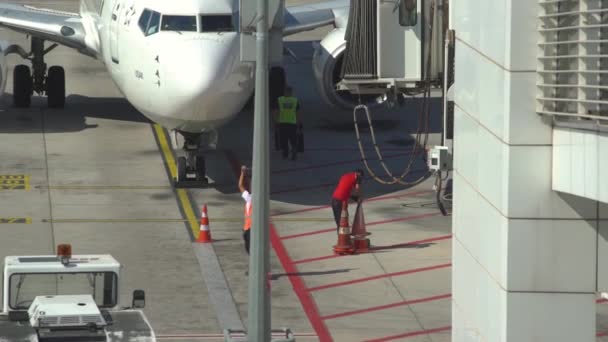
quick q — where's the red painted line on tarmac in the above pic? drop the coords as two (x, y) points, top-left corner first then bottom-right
(224, 150), (333, 342)
(281, 212), (442, 240)
(598, 331), (608, 337)
(270, 223), (333, 342)
(321, 293), (451, 320)
(307, 263), (452, 292)
(271, 190), (433, 217)
(292, 234), (453, 265)
(597, 298), (608, 304)
(363, 326), (452, 342)
(271, 170), (428, 195)
(157, 333), (317, 338)
(271, 181), (335, 195)
(280, 227), (331, 240)
(272, 152), (412, 175)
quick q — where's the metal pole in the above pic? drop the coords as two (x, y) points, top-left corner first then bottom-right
(248, 0), (270, 340)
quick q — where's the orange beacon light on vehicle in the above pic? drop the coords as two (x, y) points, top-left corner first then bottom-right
(57, 244), (72, 265)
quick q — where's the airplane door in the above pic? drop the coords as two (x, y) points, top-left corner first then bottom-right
(109, 1), (124, 64)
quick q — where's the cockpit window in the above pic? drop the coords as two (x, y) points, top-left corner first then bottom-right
(139, 9), (161, 36)
(138, 9), (151, 32)
(200, 15), (235, 32)
(148, 12), (161, 35)
(161, 15), (198, 32)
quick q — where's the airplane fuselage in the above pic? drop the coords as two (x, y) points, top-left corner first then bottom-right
(80, 0), (255, 133)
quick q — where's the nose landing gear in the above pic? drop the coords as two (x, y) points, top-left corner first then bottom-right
(174, 132), (214, 188)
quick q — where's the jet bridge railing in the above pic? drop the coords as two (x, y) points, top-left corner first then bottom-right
(537, 0), (608, 126)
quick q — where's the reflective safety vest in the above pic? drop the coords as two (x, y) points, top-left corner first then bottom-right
(278, 96), (298, 124)
(244, 202), (252, 231)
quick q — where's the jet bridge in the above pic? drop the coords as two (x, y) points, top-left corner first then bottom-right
(338, 0), (447, 98)
(335, 0), (452, 213)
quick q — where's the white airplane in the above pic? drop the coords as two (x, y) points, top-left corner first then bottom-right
(0, 0), (358, 184)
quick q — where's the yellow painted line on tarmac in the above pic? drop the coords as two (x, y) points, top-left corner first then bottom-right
(0, 175), (30, 190)
(0, 217), (31, 224)
(153, 125), (200, 238)
(41, 185), (171, 190)
(43, 218), (188, 223)
(43, 217), (330, 224)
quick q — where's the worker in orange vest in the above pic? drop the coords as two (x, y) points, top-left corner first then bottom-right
(239, 165), (252, 255)
(331, 169), (364, 233)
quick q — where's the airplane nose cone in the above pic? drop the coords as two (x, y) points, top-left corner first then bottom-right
(163, 38), (230, 99)
(160, 35), (249, 129)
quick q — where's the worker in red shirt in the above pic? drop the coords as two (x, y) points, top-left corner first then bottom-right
(331, 169), (364, 232)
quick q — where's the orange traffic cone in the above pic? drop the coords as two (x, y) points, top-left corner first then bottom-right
(333, 201), (354, 255)
(351, 200), (371, 253)
(197, 204), (212, 243)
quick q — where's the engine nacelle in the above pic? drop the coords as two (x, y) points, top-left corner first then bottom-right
(313, 28), (374, 110)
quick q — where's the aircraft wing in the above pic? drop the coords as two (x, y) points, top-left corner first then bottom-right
(0, 3), (91, 55)
(284, 0), (350, 36)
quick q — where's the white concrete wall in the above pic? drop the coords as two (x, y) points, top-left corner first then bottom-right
(553, 127), (608, 204)
(451, 0), (604, 341)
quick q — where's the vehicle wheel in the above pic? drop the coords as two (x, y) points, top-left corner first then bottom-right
(177, 157), (187, 182)
(13, 65), (32, 108)
(196, 156), (207, 182)
(47, 66), (65, 108)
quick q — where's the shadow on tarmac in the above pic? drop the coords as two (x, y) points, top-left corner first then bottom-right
(371, 242), (436, 251)
(270, 268), (355, 280)
(0, 94), (148, 134)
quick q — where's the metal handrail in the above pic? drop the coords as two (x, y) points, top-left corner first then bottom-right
(538, 97), (608, 105)
(539, 8), (608, 18)
(539, 24), (608, 32)
(538, 110), (608, 122)
(538, 54), (608, 59)
(537, 69), (608, 74)
(537, 84), (608, 90)
(538, 39), (608, 45)
(539, 0), (575, 5)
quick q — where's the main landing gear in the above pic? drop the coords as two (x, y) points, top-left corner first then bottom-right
(10, 37), (65, 108)
(174, 131), (216, 188)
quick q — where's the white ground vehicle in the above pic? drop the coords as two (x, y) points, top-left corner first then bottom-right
(0, 244), (155, 342)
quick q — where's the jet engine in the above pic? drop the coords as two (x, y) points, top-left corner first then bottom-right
(312, 28), (376, 110)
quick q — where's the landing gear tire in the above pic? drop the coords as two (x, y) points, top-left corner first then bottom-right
(47, 66), (65, 108)
(13, 65), (32, 108)
(195, 156), (207, 182)
(177, 156), (187, 182)
(173, 133), (210, 188)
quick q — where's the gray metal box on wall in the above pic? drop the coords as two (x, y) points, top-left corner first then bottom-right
(240, 0), (284, 64)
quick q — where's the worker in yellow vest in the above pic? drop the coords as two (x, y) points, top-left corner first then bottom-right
(276, 86), (301, 160)
(239, 165), (252, 255)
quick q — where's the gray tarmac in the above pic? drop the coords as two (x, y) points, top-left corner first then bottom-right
(0, 1), (479, 341)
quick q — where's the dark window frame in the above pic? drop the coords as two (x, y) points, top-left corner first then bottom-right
(8, 272), (119, 310)
(200, 14), (235, 33)
(138, 8), (161, 36)
(161, 15), (198, 32)
(399, 0), (418, 27)
(138, 9), (152, 33)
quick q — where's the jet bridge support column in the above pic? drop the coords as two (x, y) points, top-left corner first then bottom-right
(451, 0), (601, 341)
